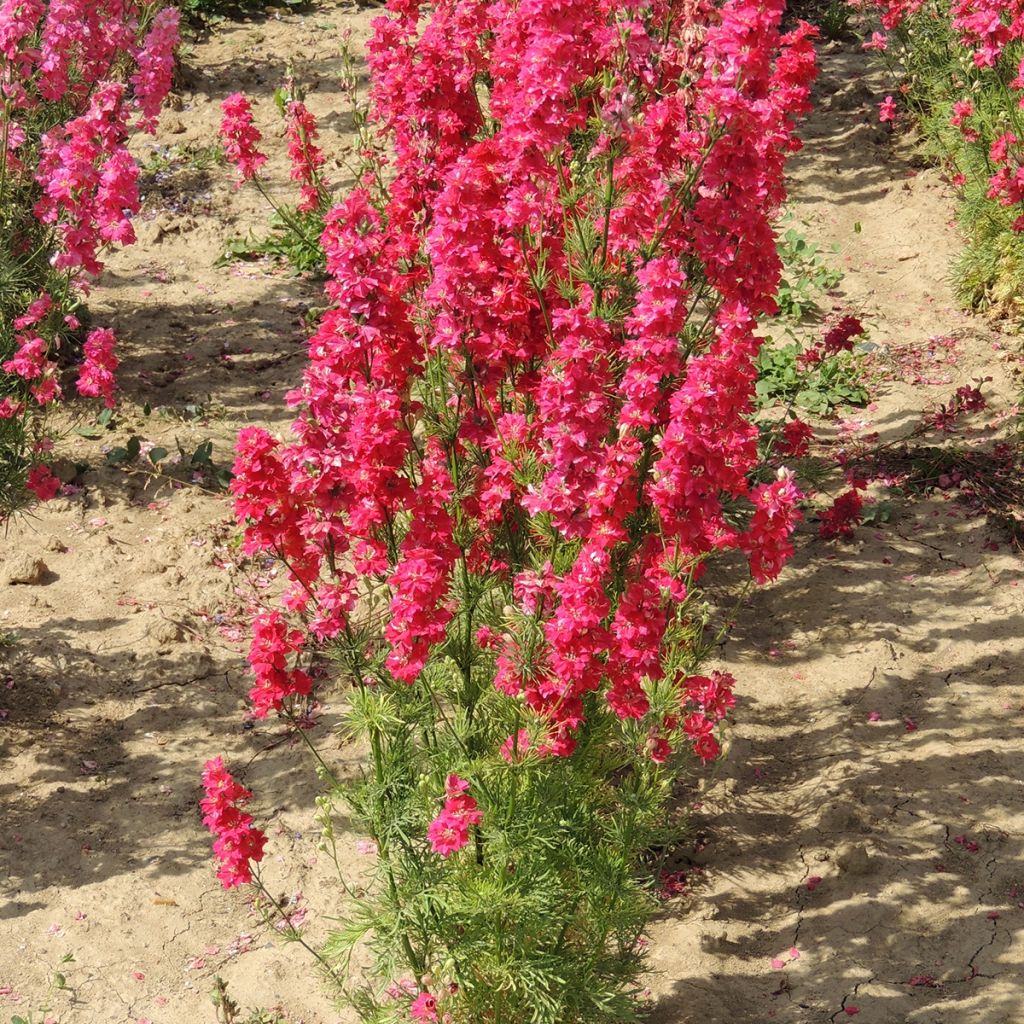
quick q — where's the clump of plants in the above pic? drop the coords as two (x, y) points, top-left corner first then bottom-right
(0, 0), (179, 516)
(862, 0), (1024, 317)
(217, 79), (335, 274)
(775, 218), (843, 320)
(756, 314), (871, 414)
(202, 1), (819, 1021)
(175, 0), (302, 32)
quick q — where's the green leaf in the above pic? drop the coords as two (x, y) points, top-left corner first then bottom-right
(126, 436), (141, 461)
(149, 446), (169, 465)
(853, 221), (862, 234)
(74, 426), (102, 439)
(97, 407), (114, 427)
(191, 440), (214, 467)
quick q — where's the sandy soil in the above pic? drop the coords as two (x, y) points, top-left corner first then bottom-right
(1, 14), (1022, 1024)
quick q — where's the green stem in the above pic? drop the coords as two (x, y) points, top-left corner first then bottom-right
(0, 98), (11, 212)
(600, 152), (615, 269)
(252, 177), (321, 250)
(283, 707), (339, 787)
(251, 871), (345, 987)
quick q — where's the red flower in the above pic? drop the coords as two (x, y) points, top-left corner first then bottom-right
(819, 489), (863, 540)
(26, 464), (60, 501)
(777, 418), (814, 458)
(821, 315), (864, 355)
(200, 757), (267, 888)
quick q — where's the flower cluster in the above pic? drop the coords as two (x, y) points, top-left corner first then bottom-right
(248, 611), (313, 718)
(285, 100), (328, 212)
(801, 314), (865, 366)
(426, 775), (483, 858)
(819, 487), (865, 540)
(681, 671), (738, 762)
(200, 757), (268, 888)
(232, 0), (817, 762)
(0, 0), (178, 513)
(777, 418), (815, 458)
(77, 328), (119, 408)
(220, 93), (267, 184)
(933, 378), (989, 430)
(13, 4), (180, 274)
(862, 0), (1024, 280)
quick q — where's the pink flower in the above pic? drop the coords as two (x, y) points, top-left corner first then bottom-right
(199, 757), (267, 888)
(409, 991), (438, 1022)
(879, 95), (898, 123)
(3, 333), (48, 380)
(77, 328), (119, 408)
(220, 93), (267, 183)
(285, 101), (327, 211)
(445, 773), (470, 797)
(743, 470), (803, 583)
(427, 777), (482, 857)
(247, 611), (313, 717)
(13, 293), (52, 330)
(131, 7), (180, 131)
(500, 729), (532, 763)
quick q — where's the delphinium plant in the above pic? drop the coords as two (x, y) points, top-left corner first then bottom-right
(0, 0), (179, 513)
(861, 0), (1024, 313)
(203, 1), (818, 1021)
